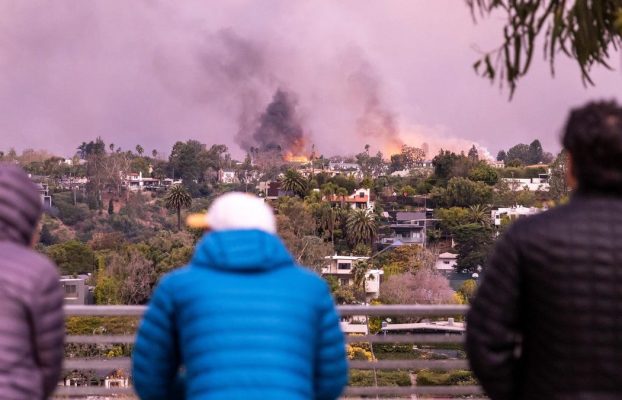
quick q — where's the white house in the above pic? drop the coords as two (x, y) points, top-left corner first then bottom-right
(321, 255), (383, 300)
(36, 183), (52, 208)
(502, 174), (550, 192)
(218, 169), (238, 184)
(325, 188), (374, 211)
(435, 252), (458, 275)
(491, 205), (544, 226)
(123, 172), (160, 191)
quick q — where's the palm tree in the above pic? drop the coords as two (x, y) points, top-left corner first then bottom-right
(336, 187), (349, 208)
(281, 169), (307, 198)
(135, 145), (144, 157)
(165, 184), (192, 230)
(152, 149), (158, 159)
(351, 260), (370, 300)
(346, 209), (377, 247)
(468, 204), (491, 228)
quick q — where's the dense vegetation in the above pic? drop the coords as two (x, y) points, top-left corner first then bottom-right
(1, 137), (568, 308)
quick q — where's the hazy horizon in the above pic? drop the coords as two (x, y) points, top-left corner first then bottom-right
(0, 0), (620, 159)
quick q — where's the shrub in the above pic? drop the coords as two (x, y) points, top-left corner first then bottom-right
(349, 370), (411, 387)
(416, 369), (476, 386)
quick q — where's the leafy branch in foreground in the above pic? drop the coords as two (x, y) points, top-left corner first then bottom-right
(467, 0), (622, 96)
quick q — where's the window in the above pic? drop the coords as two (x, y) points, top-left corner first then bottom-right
(340, 278), (350, 286)
(65, 285), (77, 294)
(443, 260), (450, 264)
(64, 284), (78, 299)
(359, 192), (365, 198)
(337, 262), (351, 270)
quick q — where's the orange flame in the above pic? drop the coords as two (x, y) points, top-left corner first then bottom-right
(284, 154), (309, 163)
(282, 137), (308, 163)
(383, 138), (404, 158)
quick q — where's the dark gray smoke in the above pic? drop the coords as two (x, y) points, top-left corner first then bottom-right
(250, 89), (305, 155)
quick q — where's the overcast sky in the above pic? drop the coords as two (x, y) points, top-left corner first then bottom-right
(0, 0), (620, 159)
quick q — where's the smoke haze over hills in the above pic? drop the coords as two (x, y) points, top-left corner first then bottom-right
(0, 1), (620, 159)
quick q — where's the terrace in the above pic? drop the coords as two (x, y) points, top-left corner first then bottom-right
(57, 304), (484, 399)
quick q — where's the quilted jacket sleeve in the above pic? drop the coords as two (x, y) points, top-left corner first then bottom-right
(31, 265), (65, 398)
(132, 277), (183, 400)
(466, 227), (523, 400)
(314, 284), (348, 400)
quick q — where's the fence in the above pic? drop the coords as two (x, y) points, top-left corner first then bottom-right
(58, 304), (483, 398)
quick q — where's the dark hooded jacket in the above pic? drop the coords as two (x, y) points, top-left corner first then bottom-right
(0, 164), (64, 399)
(467, 194), (622, 400)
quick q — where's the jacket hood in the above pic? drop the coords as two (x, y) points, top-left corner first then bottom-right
(191, 229), (295, 272)
(0, 164), (42, 245)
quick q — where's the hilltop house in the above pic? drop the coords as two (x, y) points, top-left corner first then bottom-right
(379, 211), (428, 247)
(325, 188), (374, 211)
(218, 169), (238, 184)
(321, 255), (383, 301)
(122, 172), (181, 192)
(491, 205), (544, 226)
(435, 252), (458, 276)
(36, 182), (52, 208)
(60, 275), (94, 305)
(502, 172), (550, 192)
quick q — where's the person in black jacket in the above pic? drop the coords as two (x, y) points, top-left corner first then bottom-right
(467, 101), (622, 400)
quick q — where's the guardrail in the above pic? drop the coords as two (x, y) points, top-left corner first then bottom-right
(59, 304), (481, 398)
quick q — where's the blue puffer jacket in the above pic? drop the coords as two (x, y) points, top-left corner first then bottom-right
(132, 229), (348, 400)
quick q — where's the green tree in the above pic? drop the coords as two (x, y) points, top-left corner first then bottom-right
(351, 260), (371, 301)
(346, 209), (377, 247)
(47, 240), (96, 275)
(528, 139), (544, 164)
(432, 150), (461, 183)
(165, 184), (192, 230)
(506, 143), (531, 165)
(468, 204), (491, 228)
(281, 169), (308, 198)
(497, 150), (507, 162)
(458, 279), (478, 303)
(441, 177), (493, 207)
(372, 245), (436, 276)
(549, 151), (570, 202)
(93, 257), (122, 305)
(39, 224), (56, 246)
(468, 162), (499, 185)
(467, 145), (479, 162)
(453, 223), (493, 272)
(135, 145), (144, 156)
(469, 0), (622, 94)
(436, 207), (472, 237)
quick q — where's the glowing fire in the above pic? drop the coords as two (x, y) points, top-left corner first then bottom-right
(282, 137), (309, 163)
(383, 139), (404, 158)
(284, 154), (309, 163)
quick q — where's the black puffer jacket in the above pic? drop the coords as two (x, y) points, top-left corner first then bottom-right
(0, 164), (64, 399)
(467, 194), (622, 400)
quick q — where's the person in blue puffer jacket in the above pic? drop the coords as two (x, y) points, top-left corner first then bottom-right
(132, 192), (348, 400)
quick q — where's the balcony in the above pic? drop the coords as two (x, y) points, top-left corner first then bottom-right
(58, 304), (482, 399)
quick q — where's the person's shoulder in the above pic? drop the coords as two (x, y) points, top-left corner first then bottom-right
(289, 264), (331, 295)
(1, 242), (59, 278)
(154, 265), (192, 292)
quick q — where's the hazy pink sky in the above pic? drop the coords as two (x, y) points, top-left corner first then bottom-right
(0, 0), (620, 158)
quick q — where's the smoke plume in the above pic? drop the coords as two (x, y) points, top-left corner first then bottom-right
(248, 89), (306, 155)
(0, 1), (574, 159)
(344, 48), (403, 152)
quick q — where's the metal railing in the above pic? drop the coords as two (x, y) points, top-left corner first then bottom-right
(59, 304), (481, 398)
